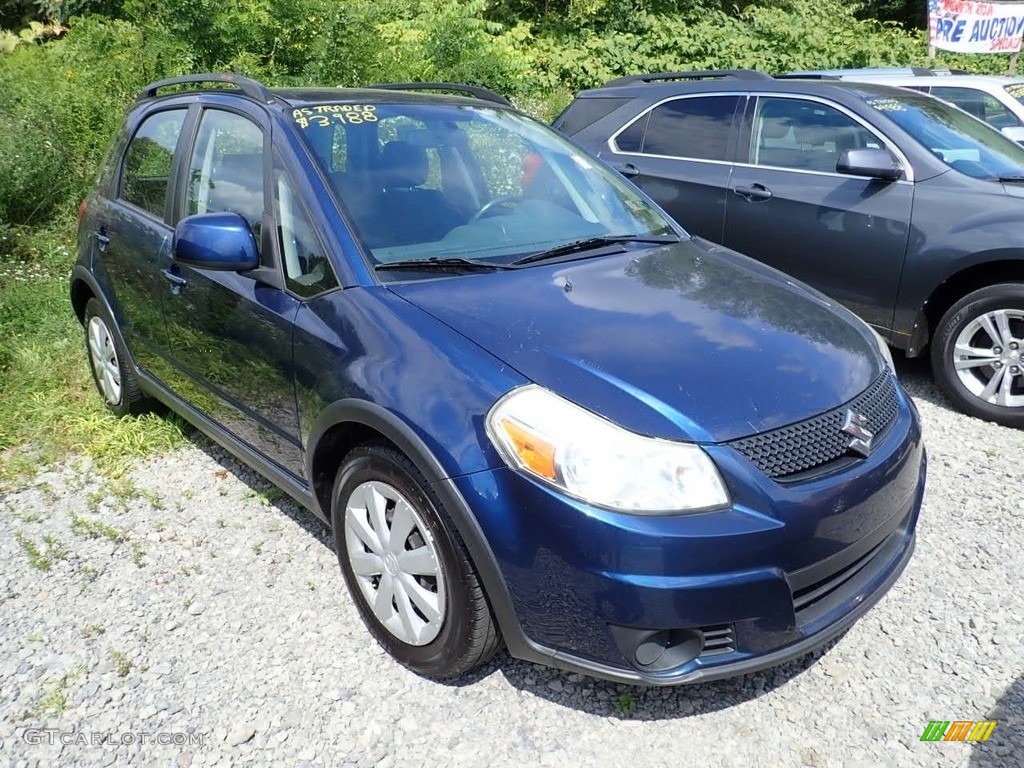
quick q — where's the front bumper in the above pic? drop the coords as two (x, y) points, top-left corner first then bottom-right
(449, 379), (926, 685)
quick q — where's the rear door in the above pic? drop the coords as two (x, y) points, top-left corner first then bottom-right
(602, 94), (743, 242)
(91, 107), (189, 375)
(721, 95), (913, 330)
(160, 105), (312, 477)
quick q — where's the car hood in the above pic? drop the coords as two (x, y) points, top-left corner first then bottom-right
(388, 238), (882, 443)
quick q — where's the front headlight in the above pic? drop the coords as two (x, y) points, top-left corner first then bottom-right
(868, 326), (895, 370)
(486, 385), (730, 514)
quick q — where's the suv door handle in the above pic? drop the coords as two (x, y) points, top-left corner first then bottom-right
(161, 268), (187, 294)
(612, 163), (640, 178)
(733, 183), (773, 202)
(94, 230), (110, 252)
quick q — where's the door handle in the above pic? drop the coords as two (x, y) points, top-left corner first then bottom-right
(161, 268), (187, 294)
(94, 230), (110, 252)
(612, 163), (640, 179)
(733, 183), (773, 202)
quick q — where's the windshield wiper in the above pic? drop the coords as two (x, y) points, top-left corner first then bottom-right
(375, 257), (509, 272)
(510, 233), (680, 267)
(996, 175), (1024, 182)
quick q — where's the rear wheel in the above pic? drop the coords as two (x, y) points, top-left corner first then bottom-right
(83, 297), (150, 417)
(931, 283), (1024, 428)
(331, 443), (501, 678)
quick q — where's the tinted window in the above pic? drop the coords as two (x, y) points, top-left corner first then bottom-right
(614, 114), (647, 152)
(186, 110), (265, 237)
(120, 110), (186, 218)
(640, 96), (739, 160)
(930, 86), (1021, 129)
(751, 97), (881, 173)
(554, 97), (630, 135)
(274, 158), (338, 298)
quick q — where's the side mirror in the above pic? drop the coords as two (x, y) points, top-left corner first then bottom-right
(173, 212), (260, 271)
(1000, 125), (1024, 144)
(836, 148), (904, 182)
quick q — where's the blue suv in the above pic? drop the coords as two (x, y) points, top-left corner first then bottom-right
(72, 73), (926, 685)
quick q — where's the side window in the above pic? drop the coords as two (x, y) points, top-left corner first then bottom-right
(751, 97), (881, 173)
(614, 114), (648, 153)
(275, 160), (338, 298)
(120, 110), (186, 218)
(930, 86), (1021, 129)
(640, 96), (740, 160)
(186, 110), (265, 240)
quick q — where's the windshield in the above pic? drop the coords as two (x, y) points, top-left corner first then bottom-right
(290, 102), (674, 267)
(862, 92), (1024, 179)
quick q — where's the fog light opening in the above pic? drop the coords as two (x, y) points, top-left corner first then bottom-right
(610, 625), (706, 672)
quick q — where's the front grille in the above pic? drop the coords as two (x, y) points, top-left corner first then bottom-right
(728, 371), (899, 480)
(698, 624), (735, 658)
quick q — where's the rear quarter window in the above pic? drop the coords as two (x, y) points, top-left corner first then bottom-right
(554, 97), (630, 135)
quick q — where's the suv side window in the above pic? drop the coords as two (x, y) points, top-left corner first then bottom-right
(274, 157), (339, 298)
(638, 96), (740, 161)
(750, 97), (881, 174)
(186, 110), (265, 241)
(120, 109), (187, 218)
(929, 86), (1021, 129)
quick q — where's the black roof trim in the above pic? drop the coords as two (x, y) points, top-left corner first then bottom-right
(138, 73), (277, 103)
(365, 82), (513, 107)
(604, 70), (774, 87)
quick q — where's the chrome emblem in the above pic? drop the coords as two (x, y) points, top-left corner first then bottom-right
(842, 410), (874, 457)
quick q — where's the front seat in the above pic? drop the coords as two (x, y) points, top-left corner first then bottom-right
(374, 141), (463, 247)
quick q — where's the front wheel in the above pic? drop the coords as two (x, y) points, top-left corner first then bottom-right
(331, 443), (501, 678)
(931, 283), (1024, 428)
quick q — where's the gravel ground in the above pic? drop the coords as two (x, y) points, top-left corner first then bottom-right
(1, 358), (1022, 768)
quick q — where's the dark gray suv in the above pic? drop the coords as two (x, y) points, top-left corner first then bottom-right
(556, 70), (1024, 428)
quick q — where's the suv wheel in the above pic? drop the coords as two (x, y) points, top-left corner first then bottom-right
(83, 298), (150, 417)
(331, 443), (501, 678)
(932, 283), (1024, 427)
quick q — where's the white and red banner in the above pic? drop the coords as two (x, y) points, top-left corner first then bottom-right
(929, 0), (1024, 53)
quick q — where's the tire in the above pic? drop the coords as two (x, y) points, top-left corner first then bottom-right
(931, 283), (1024, 428)
(331, 443), (501, 679)
(83, 297), (151, 417)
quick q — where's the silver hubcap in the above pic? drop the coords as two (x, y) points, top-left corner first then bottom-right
(953, 308), (1024, 408)
(87, 316), (122, 405)
(344, 481), (446, 646)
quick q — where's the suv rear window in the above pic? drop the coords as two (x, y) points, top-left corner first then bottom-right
(639, 96), (739, 161)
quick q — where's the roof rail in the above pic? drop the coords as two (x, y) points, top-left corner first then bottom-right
(138, 73), (277, 103)
(603, 70), (774, 87)
(365, 82), (513, 107)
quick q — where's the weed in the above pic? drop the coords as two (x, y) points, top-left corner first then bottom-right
(615, 692), (638, 716)
(70, 513), (126, 542)
(108, 649), (132, 677)
(26, 632), (45, 643)
(80, 623), (105, 639)
(16, 531), (67, 571)
(130, 542), (145, 567)
(33, 678), (69, 717)
(80, 563), (100, 581)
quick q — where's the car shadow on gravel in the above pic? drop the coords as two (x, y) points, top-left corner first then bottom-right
(187, 428), (848, 720)
(892, 352), (951, 410)
(970, 675), (1023, 766)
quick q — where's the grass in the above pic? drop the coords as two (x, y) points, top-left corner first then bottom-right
(615, 692), (638, 716)
(0, 222), (188, 488)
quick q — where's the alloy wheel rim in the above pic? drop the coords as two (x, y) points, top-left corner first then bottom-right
(87, 316), (122, 405)
(953, 308), (1024, 408)
(344, 480), (446, 646)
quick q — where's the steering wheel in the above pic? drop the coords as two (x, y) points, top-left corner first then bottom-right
(470, 195), (521, 223)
